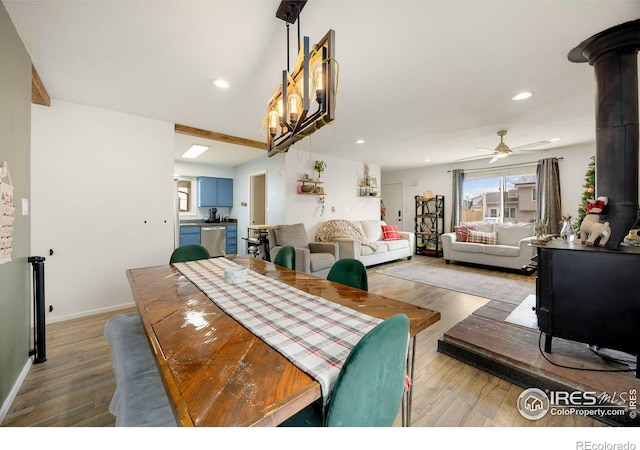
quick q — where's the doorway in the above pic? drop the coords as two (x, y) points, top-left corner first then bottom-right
(381, 183), (404, 230)
(249, 172), (267, 225)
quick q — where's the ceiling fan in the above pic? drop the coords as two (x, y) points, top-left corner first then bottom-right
(456, 130), (551, 164)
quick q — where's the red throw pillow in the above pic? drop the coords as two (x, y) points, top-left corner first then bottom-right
(382, 225), (402, 241)
(454, 224), (477, 242)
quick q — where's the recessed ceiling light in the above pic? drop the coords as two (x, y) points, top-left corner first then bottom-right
(512, 91), (533, 101)
(182, 144), (210, 159)
(549, 137), (562, 142)
(356, 139), (365, 144)
(424, 159), (431, 162)
(213, 79), (229, 89)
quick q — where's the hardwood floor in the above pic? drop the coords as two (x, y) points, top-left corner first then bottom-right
(440, 300), (640, 426)
(1, 256), (603, 428)
(1, 306), (136, 427)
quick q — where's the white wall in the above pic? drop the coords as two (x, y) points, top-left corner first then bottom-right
(31, 100), (175, 323)
(382, 145), (596, 233)
(283, 151), (381, 239)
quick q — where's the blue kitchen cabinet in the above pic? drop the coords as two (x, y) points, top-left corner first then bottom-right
(226, 224), (237, 255)
(197, 177), (233, 207)
(217, 178), (233, 207)
(179, 226), (201, 246)
(197, 177), (217, 207)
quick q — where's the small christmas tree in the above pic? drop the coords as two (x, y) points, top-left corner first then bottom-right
(576, 155), (595, 229)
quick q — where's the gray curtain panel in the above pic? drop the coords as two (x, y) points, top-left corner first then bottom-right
(536, 157), (562, 235)
(450, 169), (464, 230)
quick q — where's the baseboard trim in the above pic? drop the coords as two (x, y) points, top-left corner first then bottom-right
(0, 357), (33, 425)
(41, 301), (135, 325)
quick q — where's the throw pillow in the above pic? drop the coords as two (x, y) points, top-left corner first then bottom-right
(454, 224), (477, 242)
(467, 230), (498, 245)
(381, 225), (402, 241)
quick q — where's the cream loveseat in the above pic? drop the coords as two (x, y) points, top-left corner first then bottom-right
(316, 219), (414, 267)
(441, 221), (536, 272)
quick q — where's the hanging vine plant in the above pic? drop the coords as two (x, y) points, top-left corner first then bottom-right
(318, 195), (325, 216)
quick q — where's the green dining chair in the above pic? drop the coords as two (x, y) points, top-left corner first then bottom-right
(273, 245), (296, 270)
(169, 244), (211, 264)
(327, 258), (368, 291)
(280, 313), (410, 427)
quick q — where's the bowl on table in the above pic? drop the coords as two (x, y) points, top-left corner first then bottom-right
(225, 266), (248, 284)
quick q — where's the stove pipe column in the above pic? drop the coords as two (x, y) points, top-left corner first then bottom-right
(569, 19), (640, 248)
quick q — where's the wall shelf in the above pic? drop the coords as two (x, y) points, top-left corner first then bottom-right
(297, 179), (325, 195)
(358, 183), (379, 197)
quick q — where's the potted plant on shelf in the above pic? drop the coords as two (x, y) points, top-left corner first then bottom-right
(314, 160), (326, 180)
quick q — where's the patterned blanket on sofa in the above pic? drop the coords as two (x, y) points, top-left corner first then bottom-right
(315, 220), (378, 250)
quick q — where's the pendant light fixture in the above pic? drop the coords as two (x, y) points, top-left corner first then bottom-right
(266, 1), (337, 156)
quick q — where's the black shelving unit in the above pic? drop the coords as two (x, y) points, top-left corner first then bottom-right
(415, 195), (444, 257)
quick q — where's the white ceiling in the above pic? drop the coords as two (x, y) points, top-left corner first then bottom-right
(4, 0), (640, 170)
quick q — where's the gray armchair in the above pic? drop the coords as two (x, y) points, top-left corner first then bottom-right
(267, 223), (338, 278)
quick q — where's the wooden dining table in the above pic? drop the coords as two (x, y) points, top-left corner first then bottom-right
(126, 257), (440, 427)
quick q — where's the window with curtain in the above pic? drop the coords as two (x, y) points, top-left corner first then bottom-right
(536, 157), (562, 235)
(461, 165), (538, 224)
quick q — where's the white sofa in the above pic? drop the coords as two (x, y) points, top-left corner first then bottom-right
(441, 222), (536, 272)
(319, 219), (414, 267)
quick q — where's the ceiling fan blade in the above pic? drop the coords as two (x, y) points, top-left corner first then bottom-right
(511, 140), (551, 151)
(455, 154), (494, 162)
(489, 154), (503, 164)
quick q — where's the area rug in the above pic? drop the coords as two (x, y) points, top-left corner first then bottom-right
(376, 263), (535, 305)
(504, 294), (538, 329)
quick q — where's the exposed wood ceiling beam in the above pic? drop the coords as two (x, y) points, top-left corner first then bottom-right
(31, 64), (50, 106)
(175, 124), (268, 151)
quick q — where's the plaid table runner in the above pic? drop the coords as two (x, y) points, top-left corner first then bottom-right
(173, 258), (382, 403)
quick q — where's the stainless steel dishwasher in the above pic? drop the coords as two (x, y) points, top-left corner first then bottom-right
(201, 226), (226, 257)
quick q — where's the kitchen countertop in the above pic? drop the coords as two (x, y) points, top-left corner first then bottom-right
(179, 220), (237, 227)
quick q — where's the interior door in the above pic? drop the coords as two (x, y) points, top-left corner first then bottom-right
(249, 172), (266, 225)
(381, 183), (404, 230)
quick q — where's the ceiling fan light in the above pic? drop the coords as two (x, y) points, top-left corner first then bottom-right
(512, 91), (533, 101)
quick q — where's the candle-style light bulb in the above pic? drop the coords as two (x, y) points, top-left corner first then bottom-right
(277, 99), (284, 118)
(268, 110), (279, 137)
(289, 93), (300, 124)
(313, 65), (325, 105)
